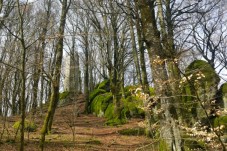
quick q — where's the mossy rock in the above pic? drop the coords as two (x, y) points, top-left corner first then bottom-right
(118, 127), (145, 136)
(217, 83), (227, 108)
(59, 91), (70, 100)
(104, 104), (127, 126)
(124, 85), (137, 97)
(214, 115), (227, 133)
(185, 60), (220, 84)
(221, 83), (227, 93)
(105, 116), (127, 126)
(122, 96), (145, 118)
(90, 92), (113, 117)
(13, 120), (37, 132)
(104, 103), (114, 119)
(89, 89), (106, 102)
(183, 139), (205, 151)
(182, 60), (220, 123)
(95, 79), (110, 91)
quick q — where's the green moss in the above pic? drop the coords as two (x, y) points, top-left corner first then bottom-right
(118, 127), (145, 136)
(105, 116), (127, 126)
(124, 85), (137, 97)
(181, 60), (220, 124)
(13, 120), (37, 132)
(159, 139), (169, 151)
(122, 96), (145, 118)
(86, 139), (102, 145)
(90, 92), (113, 117)
(105, 95), (144, 126)
(185, 60), (220, 86)
(97, 79), (110, 91)
(183, 139), (205, 151)
(104, 103), (114, 119)
(89, 89), (106, 101)
(214, 116), (227, 132)
(221, 83), (227, 93)
(59, 91), (70, 100)
(149, 87), (155, 95)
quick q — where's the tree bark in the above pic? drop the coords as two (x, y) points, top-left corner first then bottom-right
(134, 1), (150, 94)
(40, 0), (70, 150)
(32, 0), (52, 113)
(138, 0), (183, 150)
(126, 0), (142, 85)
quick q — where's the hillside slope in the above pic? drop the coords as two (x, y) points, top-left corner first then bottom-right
(0, 94), (152, 151)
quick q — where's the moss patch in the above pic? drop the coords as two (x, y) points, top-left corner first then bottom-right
(90, 92), (113, 117)
(89, 89), (106, 102)
(183, 139), (205, 151)
(59, 91), (70, 100)
(90, 83), (145, 126)
(118, 127), (145, 136)
(97, 79), (110, 90)
(86, 139), (102, 145)
(122, 96), (145, 118)
(105, 116), (127, 126)
(181, 60), (220, 124)
(214, 115), (227, 133)
(13, 120), (37, 132)
(185, 60), (219, 84)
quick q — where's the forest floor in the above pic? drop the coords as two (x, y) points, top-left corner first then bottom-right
(0, 95), (154, 151)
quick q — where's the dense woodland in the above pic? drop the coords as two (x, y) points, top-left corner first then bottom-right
(0, 0), (227, 150)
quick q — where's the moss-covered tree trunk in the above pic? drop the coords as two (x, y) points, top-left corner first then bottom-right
(40, 0), (70, 150)
(138, 0), (183, 150)
(16, 0), (27, 150)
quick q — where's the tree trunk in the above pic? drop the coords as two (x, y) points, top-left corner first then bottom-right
(16, 0), (27, 150)
(32, 0), (52, 113)
(84, 37), (89, 113)
(40, 0), (70, 150)
(138, 0), (183, 150)
(126, 0), (142, 85)
(134, 1), (150, 94)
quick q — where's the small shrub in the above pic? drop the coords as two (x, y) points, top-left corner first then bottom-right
(13, 120), (37, 132)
